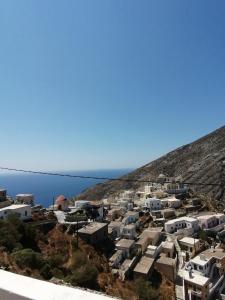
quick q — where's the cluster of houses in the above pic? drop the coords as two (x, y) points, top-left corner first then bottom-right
(68, 174), (225, 300)
(2, 172), (225, 300)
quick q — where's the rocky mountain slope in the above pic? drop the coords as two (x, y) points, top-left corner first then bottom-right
(77, 126), (225, 202)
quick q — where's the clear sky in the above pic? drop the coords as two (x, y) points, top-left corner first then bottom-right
(0, 0), (224, 171)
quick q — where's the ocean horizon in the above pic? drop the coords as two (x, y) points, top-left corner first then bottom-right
(0, 169), (132, 207)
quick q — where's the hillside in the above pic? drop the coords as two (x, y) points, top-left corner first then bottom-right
(77, 126), (225, 202)
(0, 216), (174, 300)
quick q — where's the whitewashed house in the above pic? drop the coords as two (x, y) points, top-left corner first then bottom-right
(167, 197), (181, 208)
(0, 204), (31, 221)
(145, 198), (161, 211)
(122, 211), (139, 225)
(197, 214), (225, 229)
(116, 239), (135, 258)
(121, 224), (137, 240)
(164, 217), (199, 234)
(108, 221), (123, 238)
(197, 215), (218, 229)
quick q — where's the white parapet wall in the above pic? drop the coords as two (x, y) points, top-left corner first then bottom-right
(0, 270), (115, 300)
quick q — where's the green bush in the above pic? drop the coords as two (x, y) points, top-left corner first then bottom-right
(66, 263), (99, 290)
(0, 218), (22, 251)
(71, 250), (88, 270)
(135, 278), (159, 300)
(46, 253), (68, 267)
(40, 263), (52, 280)
(0, 215), (38, 252)
(12, 248), (45, 269)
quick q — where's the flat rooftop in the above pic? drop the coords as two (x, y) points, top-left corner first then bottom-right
(116, 239), (135, 249)
(0, 270), (114, 300)
(125, 211), (138, 216)
(148, 226), (164, 232)
(124, 224), (136, 229)
(198, 213), (225, 220)
(182, 269), (210, 286)
(167, 198), (180, 202)
(179, 237), (200, 245)
(78, 222), (107, 235)
(108, 221), (122, 228)
(201, 248), (225, 260)
(134, 256), (154, 274)
(110, 250), (123, 262)
(139, 229), (160, 240)
(197, 215), (215, 220)
(120, 259), (132, 271)
(165, 216), (197, 225)
(157, 254), (175, 266)
(0, 204), (30, 212)
(145, 245), (157, 256)
(162, 208), (175, 212)
(162, 241), (174, 250)
(16, 194), (33, 197)
(191, 255), (210, 266)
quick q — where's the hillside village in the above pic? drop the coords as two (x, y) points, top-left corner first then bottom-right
(1, 172), (225, 300)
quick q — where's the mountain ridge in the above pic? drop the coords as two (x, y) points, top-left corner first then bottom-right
(77, 126), (225, 202)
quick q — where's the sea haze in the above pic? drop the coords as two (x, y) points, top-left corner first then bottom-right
(0, 169), (132, 207)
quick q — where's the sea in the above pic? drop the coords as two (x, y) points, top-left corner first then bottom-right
(0, 169), (131, 208)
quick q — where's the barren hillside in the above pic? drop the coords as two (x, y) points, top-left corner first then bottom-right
(77, 126), (225, 201)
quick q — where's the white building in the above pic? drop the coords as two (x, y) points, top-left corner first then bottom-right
(121, 224), (137, 240)
(197, 215), (217, 229)
(116, 239), (135, 258)
(122, 211), (139, 225)
(183, 248), (225, 299)
(197, 214), (225, 229)
(144, 198), (161, 211)
(0, 204), (31, 221)
(167, 197), (181, 209)
(216, 213), (225, 225)
(108, 221), (123, 238)
(164, 217), (199, 234)
(189, 254), (211, 276)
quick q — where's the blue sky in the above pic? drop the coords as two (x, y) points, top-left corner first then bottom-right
(0, 0), (224, 171)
